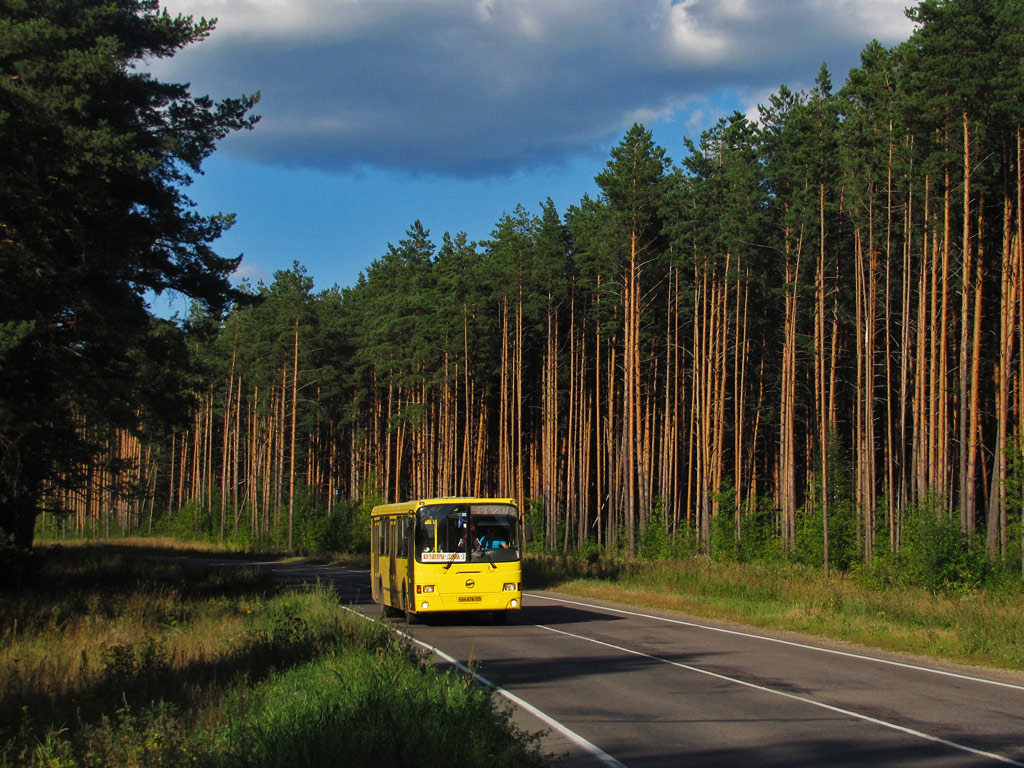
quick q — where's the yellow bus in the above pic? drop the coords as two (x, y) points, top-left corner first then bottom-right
(370, 497), (524, 624)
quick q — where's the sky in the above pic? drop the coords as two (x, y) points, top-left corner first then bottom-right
(147, 0), (918, 317)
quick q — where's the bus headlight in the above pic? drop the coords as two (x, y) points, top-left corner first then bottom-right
(421, 601), (430, 610)
(510, 599), (518, 608)
(503, 582), (516, 591)
(417, 585), (435, 594)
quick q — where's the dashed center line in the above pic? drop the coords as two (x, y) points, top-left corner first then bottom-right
(528, 592), (1024, 692)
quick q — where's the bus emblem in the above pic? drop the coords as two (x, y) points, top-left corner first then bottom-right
(465, 579), (475, 589)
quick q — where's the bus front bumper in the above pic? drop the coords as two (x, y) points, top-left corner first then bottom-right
(413, 593), (522, 613)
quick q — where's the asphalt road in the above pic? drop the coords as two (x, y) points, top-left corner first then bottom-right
(191, 558), (1024, 767)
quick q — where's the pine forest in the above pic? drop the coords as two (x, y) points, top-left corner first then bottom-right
(37, 0), (1024, 581)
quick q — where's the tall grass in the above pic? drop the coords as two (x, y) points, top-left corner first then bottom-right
(30, 535), (372, 569)
(525, 553), (1024, 671)
(2, 545), (545, 767)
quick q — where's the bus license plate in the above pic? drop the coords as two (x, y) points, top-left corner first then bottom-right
(458, 596), (482, 602)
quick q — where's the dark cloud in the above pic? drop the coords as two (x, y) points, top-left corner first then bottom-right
(156, 0), (915, 178)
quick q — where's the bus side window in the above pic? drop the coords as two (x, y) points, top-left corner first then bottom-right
(379, 520), (389, 557)
(397, 518), (409, 559)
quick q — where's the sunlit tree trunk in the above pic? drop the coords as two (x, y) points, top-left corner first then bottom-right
(780, 226), (803, 553)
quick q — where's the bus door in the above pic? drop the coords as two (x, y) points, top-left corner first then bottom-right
(387, 518), (398, 607)
(405, 514), (415, 603)
(371, 518), (380, 602)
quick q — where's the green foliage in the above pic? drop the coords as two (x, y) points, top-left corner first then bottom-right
(216, 651), (544, 768)
(578, 536), (601, 563)
(666, 524), (699, 560)
(880, 498), (991, 592)
(796, 434), (860, 572)
(164, 499), (215, 542)
(522, 552), (628, 589)
(0, 0), (258, 548)
(99, 637), (172, 706)
(296, 498), (370, 554)
(639, 500), (669, 560)
(705, 488), (783, 565)
(739, 507), (783, 565)
(795, 497), (859, 573)
(1002, 440), (1024, 576)
(595, 123), (672, 258)
(709, 488), (739, 561)
(143, 489), (373, 556)
(524, 497), (546, 552)
(0, 546), (548, 768)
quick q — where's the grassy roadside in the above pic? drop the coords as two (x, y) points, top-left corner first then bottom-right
(1, 544), (545, 768)
(525, 554), (1024, 673)
(29, 535), (373, 570)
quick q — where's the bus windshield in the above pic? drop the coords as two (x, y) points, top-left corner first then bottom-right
(416, 503), (521, 564)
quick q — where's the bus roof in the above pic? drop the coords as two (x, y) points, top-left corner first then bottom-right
(370, 497), (517, 517)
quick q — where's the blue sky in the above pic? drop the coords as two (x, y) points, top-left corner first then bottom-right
(149, 0), (917, 316)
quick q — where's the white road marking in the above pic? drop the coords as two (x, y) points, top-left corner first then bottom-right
(408, 633), (629, 768)
(194, 560), (1024, 765)
(341, 605), (628, 768)
(533, 621), (1024, 766)
(528, 592), (1024, 691)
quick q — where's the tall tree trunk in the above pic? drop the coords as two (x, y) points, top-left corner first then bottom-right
(959, 112), (975, 538)
(288, 319), (299, 551)
(816, 182), (830, 574)
(780, 225), (803, 553)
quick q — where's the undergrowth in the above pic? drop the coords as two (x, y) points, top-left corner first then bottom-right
(1, 545), (546, 768)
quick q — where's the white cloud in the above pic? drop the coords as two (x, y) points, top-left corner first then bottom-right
(742, 85), (779, 126)
(231, 257), (272, 287)
(154, 0), (917, 178)
(666, 0), (729, 64)
(159, 0), (373, 40)
(810, 0), (917, 40)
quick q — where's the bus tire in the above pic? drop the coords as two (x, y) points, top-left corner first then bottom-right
(404, 588), (418, 625)
(493, 610), (508, 625)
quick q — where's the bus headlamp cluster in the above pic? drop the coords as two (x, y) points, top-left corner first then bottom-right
(417, 585), (435, 594)
(503, 582), (518, 591)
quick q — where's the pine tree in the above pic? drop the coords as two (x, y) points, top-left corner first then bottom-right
(595, 124), (671, 554)
(0, 0), (258, 548)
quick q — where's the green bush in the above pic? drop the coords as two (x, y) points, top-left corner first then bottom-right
(524, 497), (546, 552)
(704, 489), (780, 565)
(795, 496), (859, 572)
(161, 498), (216, 542)
(795, 430), (859, 572)
(894, 500), (989, 591)
(639, 501), (669, 560)
(737, 503), (783, 563)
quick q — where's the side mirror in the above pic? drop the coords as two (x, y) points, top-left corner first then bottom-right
(524, 523), (534, 543)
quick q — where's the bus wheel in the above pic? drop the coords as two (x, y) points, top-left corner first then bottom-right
(404, 590), (418, 625)
(493, 610), (508, 625)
